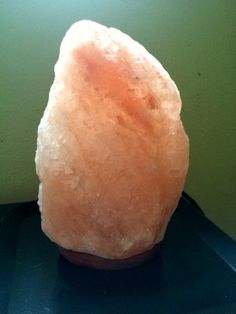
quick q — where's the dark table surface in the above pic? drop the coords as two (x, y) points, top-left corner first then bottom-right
(0, 193), (235, 314)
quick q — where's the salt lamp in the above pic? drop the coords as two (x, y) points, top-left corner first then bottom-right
(35, 20), (189, 269)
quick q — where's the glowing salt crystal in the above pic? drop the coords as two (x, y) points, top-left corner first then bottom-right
(35, 20), (189, 259)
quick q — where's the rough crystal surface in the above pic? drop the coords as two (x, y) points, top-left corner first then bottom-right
(35, 20), (189, 259)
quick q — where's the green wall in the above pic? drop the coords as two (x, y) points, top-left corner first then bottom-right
(1, 0), (235, 239)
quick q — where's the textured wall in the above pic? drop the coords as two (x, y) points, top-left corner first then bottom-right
(0, 0), (235, 239)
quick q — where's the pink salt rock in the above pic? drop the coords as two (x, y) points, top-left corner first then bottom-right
(35, 20), (189, 260)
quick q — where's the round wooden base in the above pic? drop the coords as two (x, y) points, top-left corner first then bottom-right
(58, 243), (161, 270)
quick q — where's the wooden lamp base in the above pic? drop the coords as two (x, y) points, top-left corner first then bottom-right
(59, 243), (161, 270)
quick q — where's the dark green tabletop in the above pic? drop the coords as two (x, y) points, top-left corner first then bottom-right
(0, 194), (235, 314)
